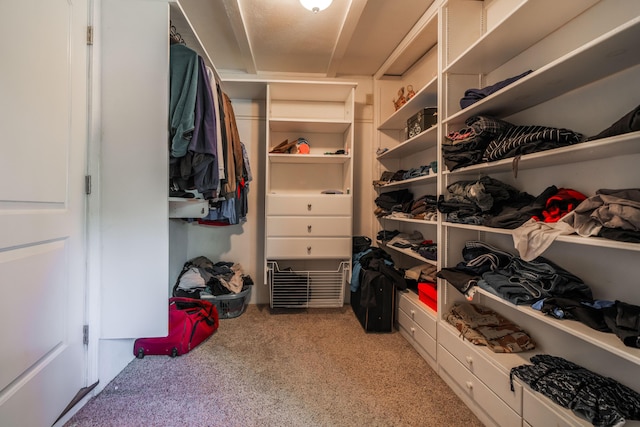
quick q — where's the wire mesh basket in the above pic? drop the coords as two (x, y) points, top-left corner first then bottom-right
(267, 261), (349, 309)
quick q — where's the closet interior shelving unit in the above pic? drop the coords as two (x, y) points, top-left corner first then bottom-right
(374, 4), (440, 370)
(374, 1), (640, 426)
(265, 81), (357, 309)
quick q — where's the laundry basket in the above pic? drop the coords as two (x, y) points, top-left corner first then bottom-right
(201, 285), (252, 319)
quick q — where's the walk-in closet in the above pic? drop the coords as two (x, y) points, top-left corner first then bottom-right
(2, 1), (639, 426)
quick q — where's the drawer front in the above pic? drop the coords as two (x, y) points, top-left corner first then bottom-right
(267, 194), (352, 216)
(523, 388), (590, 427)
(267, 216), (351, 237)
(398, 292), (436, 337)
(266, 237), (351, 259)
(438, 323), (522, 413)
(438, 347), (521, 427)
(398, 309), (436, 361)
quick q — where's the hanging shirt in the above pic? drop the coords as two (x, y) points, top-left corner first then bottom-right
(169, 44), (199, 158)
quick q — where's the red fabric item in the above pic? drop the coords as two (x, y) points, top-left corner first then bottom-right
(133, 297), (219, 358)
(198, 219), (231, 226)
(418, 282), (437, 312)
(533, 188), (587, 223)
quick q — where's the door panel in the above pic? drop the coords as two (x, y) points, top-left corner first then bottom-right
(0, 0), (88, 425)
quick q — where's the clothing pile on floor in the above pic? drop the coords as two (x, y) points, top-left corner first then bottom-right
(437, 240), (640, 349)
(173, 256), (253, 298)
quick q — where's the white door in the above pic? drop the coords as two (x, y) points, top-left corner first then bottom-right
(0, 0), (89, 426)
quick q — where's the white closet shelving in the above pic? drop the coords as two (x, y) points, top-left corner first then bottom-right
(373, 0), (440, 272)
(265, 81), (356, 309)
(373, 0), (441, 374)
(375, 1), (640, 426)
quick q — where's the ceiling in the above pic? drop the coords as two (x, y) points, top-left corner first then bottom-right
(177, 0), (436, 79)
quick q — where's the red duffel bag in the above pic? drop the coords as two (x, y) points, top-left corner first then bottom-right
(133, 297), (219, 358)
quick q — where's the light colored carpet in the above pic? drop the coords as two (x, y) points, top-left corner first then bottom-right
(65, 304), (483, 427)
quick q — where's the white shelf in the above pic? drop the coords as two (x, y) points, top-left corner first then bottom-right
(476, 288), (640, 366)
(378, 76), (438, 130)
(444, 0), (598, 75)
(443, 132), (640, 176)
(222, 78), (268, 100)
(444, 16), (640, 127)
(269, 119), (351, 133)
(382, 216), (438, 226)
(380, 241), (437, 265)
(268, 154), (351, 164)
(377, 125), (438, 160)
(443, 222), (640, 253)
(376, 174), (437, 190)
(377, 7), (438, 78)
(269, 80), (357, 102)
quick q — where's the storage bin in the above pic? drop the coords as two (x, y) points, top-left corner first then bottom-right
(406, 107), (437, 139)
(201, 285), (252, 319)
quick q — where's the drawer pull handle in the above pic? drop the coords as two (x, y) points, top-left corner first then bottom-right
(465, 381), (473, 390)
(307, 225), (312, 233)
(307, 204), (312, 211)
(465, 356), (473, 365)
(410, 327), (415, 335)
(307, 246), (312, 254)
(410, 309), (415, 318)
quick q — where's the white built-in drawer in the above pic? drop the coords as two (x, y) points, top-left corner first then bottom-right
(267, 216), (351, 237)
(168, 197), (209, 218)
(438, 323), (522, 413)
(398, 292), (436, 337)
(522, 387), (591, 427)
(266, 237), (351, 259)
(267, 194), (352, 216)
(438, 346), (521, 427)
(397, 308), (437, 362)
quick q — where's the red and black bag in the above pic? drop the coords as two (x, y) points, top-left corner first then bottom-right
(133, 297), (219, 358)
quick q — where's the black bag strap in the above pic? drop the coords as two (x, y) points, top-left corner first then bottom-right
(170, 297), (218, 323)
